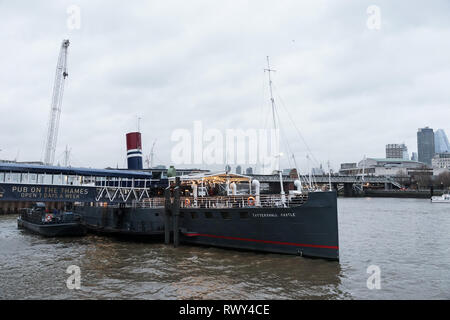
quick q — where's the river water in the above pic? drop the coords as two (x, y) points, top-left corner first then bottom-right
(0, 198), (449, 300)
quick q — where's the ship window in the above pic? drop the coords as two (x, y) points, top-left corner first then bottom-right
(221, 212), (232, 220)
(42, 174), (52, 184)
(54, 175), (63, 185)
(239, 212), (249, 219)
(29, 174), (37, 183)
(204, 212), (213, 219)
(191, 212), (198, 219)
(11, 173), (20, 182)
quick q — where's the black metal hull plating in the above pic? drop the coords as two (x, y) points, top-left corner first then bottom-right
(77, 206), (165, 239)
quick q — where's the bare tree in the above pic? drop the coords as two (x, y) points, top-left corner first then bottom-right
(414, 174), (432, 190)
(435, 171), (450, 189)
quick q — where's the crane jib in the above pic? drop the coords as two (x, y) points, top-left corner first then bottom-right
(43, 39), (70, 166)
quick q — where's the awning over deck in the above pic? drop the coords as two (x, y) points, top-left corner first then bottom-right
(169, 171), (251, 184)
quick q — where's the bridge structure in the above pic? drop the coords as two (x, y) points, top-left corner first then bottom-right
(249, 174), (403, 196)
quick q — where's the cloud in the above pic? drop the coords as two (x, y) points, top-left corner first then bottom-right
(0, 0), (449, 173)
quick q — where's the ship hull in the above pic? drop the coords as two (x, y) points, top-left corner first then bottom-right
(178, 191), (339, 260)
(76, 206), (165, 239)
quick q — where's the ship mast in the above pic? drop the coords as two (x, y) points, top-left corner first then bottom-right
(265, 56), (286, 205)
(265, 56), (277, 130)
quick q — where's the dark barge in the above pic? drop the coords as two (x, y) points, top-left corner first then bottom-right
(17, 202), (87, 237)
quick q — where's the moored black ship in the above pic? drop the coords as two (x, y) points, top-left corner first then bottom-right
(167, 173), (339, 261)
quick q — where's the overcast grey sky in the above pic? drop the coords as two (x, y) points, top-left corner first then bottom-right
(0, 0), (449, 172)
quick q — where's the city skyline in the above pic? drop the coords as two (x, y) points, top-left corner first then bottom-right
(2, 125), (447, 172)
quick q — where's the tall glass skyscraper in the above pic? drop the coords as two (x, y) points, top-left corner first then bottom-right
(417, 127), (435, 166)
(434, 129), (450, 153)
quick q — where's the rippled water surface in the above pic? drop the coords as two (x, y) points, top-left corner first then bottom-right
(1, 198), (449, 299)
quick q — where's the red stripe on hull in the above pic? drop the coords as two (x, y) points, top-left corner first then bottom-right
(184, 233), (338, 250)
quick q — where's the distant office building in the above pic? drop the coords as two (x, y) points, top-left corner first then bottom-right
(341, 163), (357, 169)
(225, 164), (231, 172)
(339, 163), (358, 175)
(432, 152), (450, 169)
(357, 158), (429, 177)
(417, 127), (435, 165)
(434, 129), (450, 153)
(235, 165), (242, 174)
(386, 144), (408, 160)
(245, 167), (253, 175)
(411, 152), (418, 162)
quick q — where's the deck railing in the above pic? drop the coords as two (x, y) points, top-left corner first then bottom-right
(74, 193), (309, 209)
(137, 198), (165, 208)
(75, 197), (165, 209)
(180, 193), (309, 209)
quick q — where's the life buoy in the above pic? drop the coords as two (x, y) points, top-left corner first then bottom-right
(185, 198), (191, 207)
(247, 196), (255, 206)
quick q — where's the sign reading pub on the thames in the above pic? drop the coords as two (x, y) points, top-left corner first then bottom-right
(0, 183), (95, 202)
